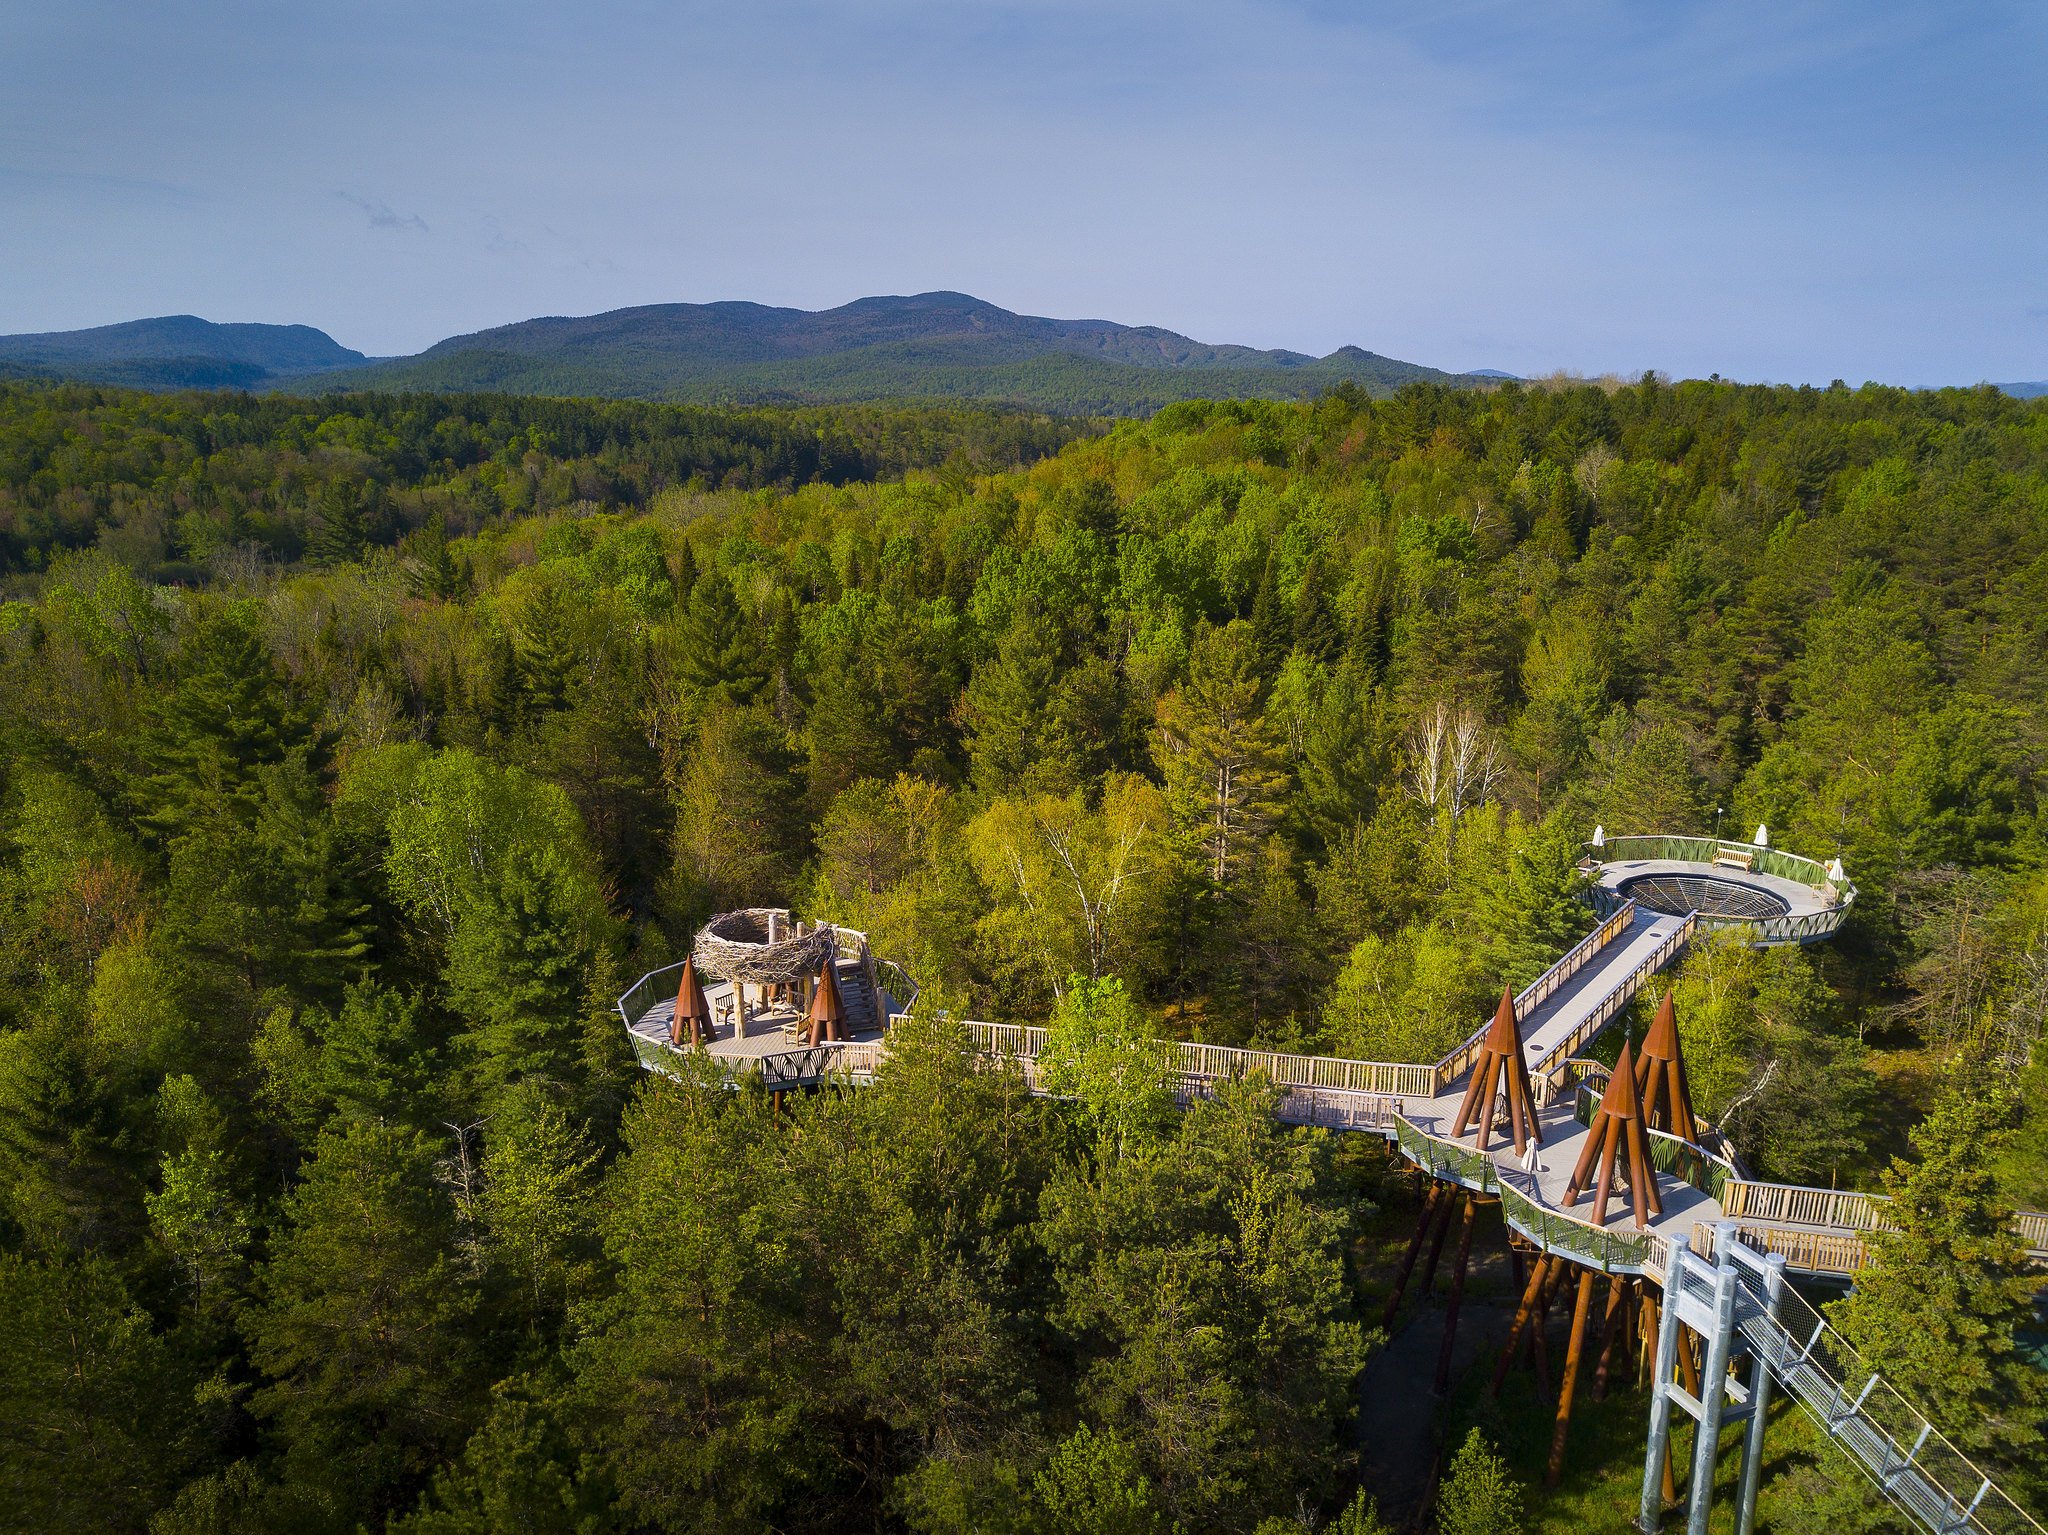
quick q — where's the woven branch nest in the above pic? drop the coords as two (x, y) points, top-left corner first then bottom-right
(692, 908), (839, 985)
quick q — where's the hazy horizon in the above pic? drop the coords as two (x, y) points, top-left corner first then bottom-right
(4, 2), (2044, 386)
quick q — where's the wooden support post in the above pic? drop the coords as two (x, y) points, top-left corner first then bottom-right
(1528, 1253), (1567, 1396)
(1530, 1294), (1553, 1398)
(1490, 1251), (1551, 1396)
(1546, 1268), (1597, 1487)
(1419, 1188), (1461, 1297)
(1433, 1194), (1480, 1393)
(1379, 1183), (1443, 1330)
(1591, 1273), (1627, 1401)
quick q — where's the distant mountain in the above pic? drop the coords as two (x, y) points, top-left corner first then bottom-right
(301, 293), (1494, 413)
(1997, 380), (2048, 399)
(0, 294), (1500, 413)
(0, 316), (366, 390)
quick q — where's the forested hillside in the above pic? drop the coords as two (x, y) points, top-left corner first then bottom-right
(1, 375), (2044, 1533)
(0, 318), (368, 392)
(0, 294), (1491, 411)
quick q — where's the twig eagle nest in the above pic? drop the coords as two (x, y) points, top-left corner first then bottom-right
(692, 908), (839, 986)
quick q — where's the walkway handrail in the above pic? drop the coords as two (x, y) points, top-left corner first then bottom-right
(1672, 1229), (2044, 1535)
(1529, 912), (1698, 1095)
(1722, 1180), (2048, 1267)
(1432, 900), (1638, 1090)
(1392, 1115), (1656, 1272)
(873, 957), (919, 1013)
(964, 1020), (1439, 1098)
(1590, 834), (1847, 893)
(1723, 1178), (1887, 1232)
(1644, 1126), (1740, 1203)
(617, 959), (688, 1032)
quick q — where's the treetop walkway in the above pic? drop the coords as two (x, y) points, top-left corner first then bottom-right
(615, 831), (2043, 1535)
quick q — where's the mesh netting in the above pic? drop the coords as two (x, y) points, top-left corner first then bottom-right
(1619, 873), (1790, 921)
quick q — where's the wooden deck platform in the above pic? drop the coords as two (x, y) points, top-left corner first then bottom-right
(627, 958), (893, 1062)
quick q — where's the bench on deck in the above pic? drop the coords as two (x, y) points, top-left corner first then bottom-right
(1712, 844), (1757, 873)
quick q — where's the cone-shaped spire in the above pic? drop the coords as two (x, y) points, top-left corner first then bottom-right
(672, 955), (713, 1048)
(1483, 985), (1522, 1051)
(805, 954), (845, 1047)
(1634, 990), (1701, 1144)
(1596, 1039), (1644, 1121)
(1564, 1039), (1663, 1229)
(1451, 986), (1544, 1156)
(1640, 991), (1679, 1062)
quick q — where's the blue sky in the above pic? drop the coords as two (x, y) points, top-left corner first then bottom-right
(2, 1), (2043, 383)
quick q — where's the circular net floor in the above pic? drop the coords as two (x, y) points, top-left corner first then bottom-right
(1617, 873), (1790, 921)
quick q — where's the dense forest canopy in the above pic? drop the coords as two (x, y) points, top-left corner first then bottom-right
(0, 382), (1095, 575)
(0, 374), (2043, 1533)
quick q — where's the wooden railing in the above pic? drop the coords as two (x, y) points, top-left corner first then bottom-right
(1529, 912), (1697, 1098)
(963, 1020), (1439, 1099)
(1723, 1179), (1885, 1231)
(966, 904), (1653, 1107)
(1724, 1179), (2048, 1267)
(2019, 1210), (2048, 1255)
(1430, 900), (1639, 1091)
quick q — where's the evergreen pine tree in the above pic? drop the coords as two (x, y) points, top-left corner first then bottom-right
(1248, 552), (1287, 673)
(673, 539), (700, 602)
(1292, 554), (1342, 662)
(676, 573), (766, 705)
(132, 616), (319, 846)
(0, 1253), (194, 1532)
(1829, 1066), (2047, 1474)
(1154, 621), (1291, 903)
(514, 581), (580, 716)
(1435, 1429), (1523, 1535)
(246, 1121), (478, 1523)
(309, 481), (369, 566)
(401, 514), (464, 600)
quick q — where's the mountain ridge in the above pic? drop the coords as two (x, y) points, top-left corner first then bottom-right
(0, 315), (367, 390)
(0, 293), (1497, 411)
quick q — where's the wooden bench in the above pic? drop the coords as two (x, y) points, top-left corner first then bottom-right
(1712, 844), (1757, 872)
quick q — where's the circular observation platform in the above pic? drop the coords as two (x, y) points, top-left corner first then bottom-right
(1586, 834), (1854, 946)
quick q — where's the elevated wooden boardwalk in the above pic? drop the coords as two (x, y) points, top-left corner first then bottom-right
(616, 877), (2046, 1284)
(616, 852), (2045, 1535)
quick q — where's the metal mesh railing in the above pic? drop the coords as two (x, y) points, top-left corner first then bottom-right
(1392, 1116), (1657, 1272)
(1644, 1127), (1736, 1203)
(1679, 1230), (2044, 1535)
(1588, 835), (1856, 945)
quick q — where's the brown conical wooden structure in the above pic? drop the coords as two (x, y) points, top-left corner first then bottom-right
(671, 955), (713, 1048)
(1634, 991), (1700, 1145)
(1563, 1039), (1663, 1228)
(1451, 986), (1544, 1156)
(805, 954), (845, 1047)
